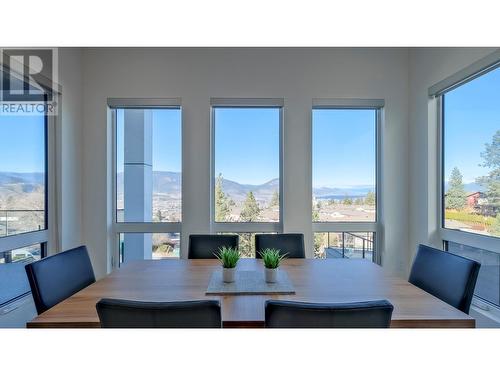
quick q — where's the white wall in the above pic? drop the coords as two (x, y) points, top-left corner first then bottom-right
(80, 48), (410, 279)
(407, 47), (498, 273)
(57, 48), (84, 251)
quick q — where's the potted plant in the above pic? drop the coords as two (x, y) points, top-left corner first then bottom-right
(259, 248), (288, 283)
(214, 246), (240, 283)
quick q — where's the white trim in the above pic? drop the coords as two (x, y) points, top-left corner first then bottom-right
(210, 97), (284, 107)
(107, 98), (181, 108)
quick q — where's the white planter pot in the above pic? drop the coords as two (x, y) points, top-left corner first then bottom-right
(222, 267), (236, 283)
(265, 267), (278, 283)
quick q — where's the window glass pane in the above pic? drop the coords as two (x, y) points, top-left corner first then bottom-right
(0, 244), (42, 306)
(313, 232), (374, 260)
(312, 109), (376, 222)
(0, 114), (46, 236)
(447, 241), (500, 307)
(117, 108), (181, 222)
(218, 232), (276, 258)
(214, 108), (280, 223)
(119, 232), (180, 264)
(443, 67), (500, 238)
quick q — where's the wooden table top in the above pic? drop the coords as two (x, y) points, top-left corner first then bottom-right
(27, 258), (475, 328)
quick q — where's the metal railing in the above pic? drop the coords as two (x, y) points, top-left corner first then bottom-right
(324, 231), (375, 261)
(0, 209), (45, 237)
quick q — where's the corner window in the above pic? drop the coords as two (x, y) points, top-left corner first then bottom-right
(441, 66), (500, 239)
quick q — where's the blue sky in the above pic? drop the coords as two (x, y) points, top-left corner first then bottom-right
(444, 66), (500, 184)
(313, 109), (376, 187)
(215, 108), (280, 185)
(0, 114), (45, 173)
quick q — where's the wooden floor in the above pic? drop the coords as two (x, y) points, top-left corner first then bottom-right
(27, 258), (475, 328)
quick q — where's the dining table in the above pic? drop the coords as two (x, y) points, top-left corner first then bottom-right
(27, 258), (475, 328)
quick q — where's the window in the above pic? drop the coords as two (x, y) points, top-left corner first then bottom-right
(441, 65), (500, 239)
(445, 241), (499, 307)
(116, 107), (181, 223)
(0, 244), (43, 306)
(0, 114), (46, 236)
(0, 110), (48, 306)
(211, 99), (283, 258)
(118, 233), (180, 264)
(433, 52), (500, 314)
(110, 99), (181, 264)
(213, 106), (281, 223)
(314, 232), (375, 260)
(311, 100), (381, 263)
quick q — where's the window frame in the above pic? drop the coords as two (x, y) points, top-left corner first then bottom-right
(431, 50), (500, 317)
(108, 98), (183, 267)
(0, 92), (55, 307)
(433, 53), (500, 254)
(209, 98), (284, 235)
(311, 99), (383, 264)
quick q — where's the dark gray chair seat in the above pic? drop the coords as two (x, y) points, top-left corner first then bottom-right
(265, 300), (394, 328)
(25, 245), (95, 315)
(409, 244), (480, 314)
(188, 234), (239, 259)
(255, 233), (305, 259)
(96, 298), (222, 328)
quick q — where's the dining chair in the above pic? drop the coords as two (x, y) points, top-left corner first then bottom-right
(25, 245), (96, 315)
(408, 244), (480, 314)
(255, 233), (305, 259)
(188, 234), (239, 259)
(265, 300), (394, 328)
(96, 299), (222, 328)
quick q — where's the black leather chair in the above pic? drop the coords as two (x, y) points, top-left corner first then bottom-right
(408, 244), (480, 314)
(188, 234), (239, 259)
(255, 233), (305, 259)
(96, 298), (222, 328)
(25, 245), (96, 315)
(265, 300), (394, 328)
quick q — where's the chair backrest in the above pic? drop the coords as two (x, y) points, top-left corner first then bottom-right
(96, 298), (222, 328)
(188, 234), (239, 259)
(265, 300), (394, 328)
(255, 233), (305, 259)
(25, 245), (96, 315)
(408, 244), (480, 314)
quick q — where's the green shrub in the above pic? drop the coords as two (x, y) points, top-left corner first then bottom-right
(445, 210), (495, 227)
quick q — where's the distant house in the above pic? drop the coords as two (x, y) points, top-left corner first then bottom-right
(466, 192), (482, 208)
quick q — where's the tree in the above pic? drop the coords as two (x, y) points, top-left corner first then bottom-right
(446, 167), (467, 210)
(477, 130), (500, 212)
(354, 197), (363, 205)
(215, 173), (232, 221)
(240, 191), (261, 222)
(342, 194), (352, 205)
(491, 214), (500, 236)
(365, 191), (376, 206)
(156, 209), (164, 222)
(269, 190), (279, 207)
